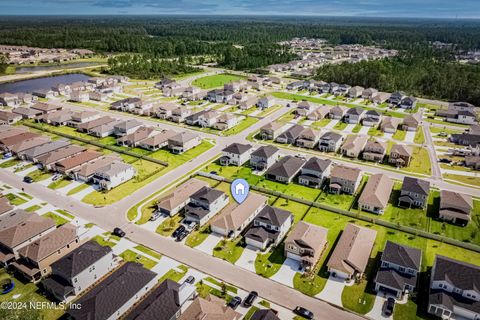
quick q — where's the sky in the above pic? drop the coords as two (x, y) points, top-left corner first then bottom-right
(0, 0), (479, 18)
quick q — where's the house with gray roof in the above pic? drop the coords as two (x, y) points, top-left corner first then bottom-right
(329, 105), (348, 120)
(329, 165), (362, 195)
(259, 122), (284, 140)
(298, 157), (332, 188)
(245, 206), (293, 250)
(184, 187), (230, 226)
(113, 119), (143, 137)
(16, 140), (70, 162)
(168, 132), (201, 154)
(92, 161), (135, 190)
(276, 125), (305, 144)
(402, 113), (421, 131)
(428, 255), (480, 320)
(43, 240), (116, 301)
(374, 241), (422, 298)
(220, 143), (252, 166)
(89, 120), (123, 138)
(318, 131), (344, 153)
(265, 155), (306, 184)
(250, 309), (281, 320)
(398, 177), (430, 208)
(67, 262), (157, 320)
(362, 110), (382, 127)
(296, 127), (320, 149)
(157, 178), (209, 217)
(250, 145), (281, 171)
(344, 107), (365, 124)
(439, 190), (473, 225)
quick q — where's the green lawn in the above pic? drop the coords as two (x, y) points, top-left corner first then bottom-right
(66, 183), (90, 195)
(0, 159), (21, 168)
(367, 126), (384, 137)
(342, 279), (376, 314)
(403, 147), (432, 175)
(42, 212), (69, 226)
(414, 127), (425, 144)
(243, 307), (260, 320)
(352, 124), (362, 133)
(134, 245), (162, 260)
(223, 117), (259, 136)
(47, 178), (72, 190)
(120, 249), (157, 269)
(213, 238), (245, 264)
(156, 215), (183, 236)
(25, 204), (41, 212)
(185, 225), (213, 248)
(393, 129), (407, 141)
(159, 265), (188, 283)
(27, 169), (52, 182)
(192, 73), (246, 89)
(443, 173), (480, 187)
(255, 244), (286, 278)
(55, 209), (74, 219)
(333, 121), (348, 131)
(5, 193), (27, 205)
(93, 235), (117, 248)
(311, 118), (332, 129)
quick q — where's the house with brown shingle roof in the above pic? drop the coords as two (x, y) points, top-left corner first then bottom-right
(117, 126), (157, 147)
(327, 223), (377, 280)
(259, 122), (284, 140)
(0, 111), (22, 125)
(54, 150), (102, 174)
(37, 145), (86, 170)
(156, 178), (209, 217)
(439, 190), (473, 225)
(296, 127), (320, 149)
(329, 165), (362, 195)
(362, 139), (387, 162)
(0, 213), (56, 266)
(168, 132), (201, 154)
(76, 116), (116, 133)
(341, 135), (368, 158)
(284, 221), (328, 270)
(69, 155), (119, 182)
(30, 102), (63, 114)
(0, 126), (27, 140)
(12, 223), (80, 282)
(138, 129), (177, 151)
(179, 295), (241, 320)
(381, 116), (402, 133)
(402, 113), (421, 131)
(211, 192), (267, 238)
(358, 174), (394, 214)
(389, 144), (413, 167)
(8, 136), (50, 155)
(0, 197), (13, 216)
(0, 132), (41, 151)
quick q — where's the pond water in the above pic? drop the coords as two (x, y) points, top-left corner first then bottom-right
(15, 62), (101, 74)
(0, 73), (91, 94)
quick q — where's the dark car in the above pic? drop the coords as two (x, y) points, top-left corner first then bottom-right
(293, 306), (314, 320)
(150, 211), (162, 221)
(172, 225), (186, 238)
(383, 297), (395, 316)
(175, 230), (188, 242)
(184, 275), (195, 284)
(438, 158), (452, 164)
(243, 291), (258, 307)
(113, 227), (126, 238)
(23, 176), (33, 183)
(210, 171), (218, 175)
(227, 296), (242, 310)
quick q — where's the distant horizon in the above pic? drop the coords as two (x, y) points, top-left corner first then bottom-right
(0, 0), (479, 19)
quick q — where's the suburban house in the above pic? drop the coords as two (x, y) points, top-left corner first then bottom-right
(257, 96), (276, 109)
(0, 197), (13, 216)
(327, 223), (377, 280)
(67, 111), (100, 128)
(362, 88), (378, 100)
(244, 206), (293, 250)
(239, 96), (259, 110)
(31, 102), (63, 114)
(298, 157), (332, 188)
(0, 93), (20, 107)
(340, 135), (368, 158)
(329, 105), (348, 120)
(138, 129), (177, 151)
(37, 110), (73, 126)
(307, 105), (330, 121)
(250, 145), (281, 171)
(389, 144), (413, 167)
(210, 193), (268, 238)
(184, 187), (230, 226)
(168, 132), (201, 154)
(111, 97), (152, 113)
(69, 155), (119, 182)
(348, 86), (364, 98)
(265, 155), (306, 184)
(92, 161), (136, 190)
(89, 120), (123, 138)
(259, 122), (284, 140)
(438, 190), (473, 225)
(0, 212), (56, 266)
(36, 145), (86, 170)
(362, 139), (387, 162)
(276, 125), (305, 144)
(318, 131), (344, 153)
(296, 127), (320, 149)
(69, 90), (89, 103)
(344, 107), (365, 124)
(372, 92), (391, 104)
(374, 241), (422, 299)
(212, 113), (238, 131)
(186, 110), (219, 127)
(12, 223), (81, 282)
(329, 165), (362, 195)
(398, 177), (430, 208)
(437, 102), (478, 125)
(76, 116), (116, 133)
(12, 107), (42, 119)
(381, 116), (402, 133)
(0, 132), (42, 152)
(295, 101), (313, 116)
(402, 113), (421, 131)
(66, 262), (157, 320)
(362, 110), (382, 127)
(284, 221), (328, 270)
(17, 140), (70, 162)
(113, 119), (143, 136)
(117, 126), (157, 147)
(156, 102), (178, 120)
(156, 178), (209, 217)
(179, 295), (241, 320)
(0, 111), (21, 125)
(465, 156), (480, 170)
(54, 150), (102, 174)
(43, 240), (116, 302)
(428, 255), (480, 320)
(220, 143), (253, 166)
(124, 279), (196, 320)
(399, 96), (418, 110)
(250, 309), (280, 320)
(8, 136), (51, 155)
(358, 173), (394, 214)
(388, 92), (407, 105)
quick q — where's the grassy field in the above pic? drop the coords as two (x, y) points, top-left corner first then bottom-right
(223, 117), (259, 136)
(393, 129), (407, 141)
(403, 147), (432, 175)
(213, 238), (245, 264)
(192, 73), (246, 89)
(158, 265), (188, 283)
(5, 193), (27, 206)
(47, 178), (72, 190)
(27, 169), (52, 182)
(66, 183), (90, 195)
(134, 245), (162, 260)
(93, 235), (117, 248)
(185, 225), (214, 248)
(414, 127), (425, 144)
(120, 249), (157, 269)
(43, 212), (69, 226)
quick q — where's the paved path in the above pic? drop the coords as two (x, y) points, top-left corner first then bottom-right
(315, 275), (351, 306)
(195, 233), (222, 255)
(235, 245), (259, 272)
(270, 258), (301, 288)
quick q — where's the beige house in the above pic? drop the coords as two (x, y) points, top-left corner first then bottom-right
(179, 295), (241, 320)
(296, 128), (320, 149)
(439, 190), (473, 225)
(259, 122), (284, 140)
(362, 140), (387, 162)
(327, 223), (377, 280)
(389, 144), (413, 167)
(329, 165), (362, 195)
(210, 193), (267, 238)
(381, 116), (402, 133)
(341, 135), (368, 158)
(284, 221), (328, 270)
(402, 113), (421, 131)
(156, 178), (209, 216)
(358, 174), (394, 214)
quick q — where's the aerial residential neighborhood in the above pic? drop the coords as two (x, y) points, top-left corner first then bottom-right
(0, 4), (480, 320)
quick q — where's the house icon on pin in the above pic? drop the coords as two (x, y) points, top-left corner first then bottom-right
(235, 183), (245, 195)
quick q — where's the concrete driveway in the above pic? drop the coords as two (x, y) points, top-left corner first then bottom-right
(359, 126), (370, 134)
(366, 292), (408, 320)
(195, 233), (222, 255)
(235, 245), (259, 272)
(405, 131), (416, 143)
(315, 275), (352, 306)
(57, 180), (82, 195)
(324, 119), (339, 129)
(270, 258), (302, 287)
(343, 123), (356, 133)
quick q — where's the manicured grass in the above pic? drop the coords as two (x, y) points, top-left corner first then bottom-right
(66, 183), (90, 196)
(425, 118), (469, 128)
(134, 245), (162, 260)
(18, 192), (33, 200)
(192, 73), (246, 89)
(196, 281), (234, 303)
(25, 204), (41, 212)
(93, 235), (117, 248)
(333, 121), (347, 131)
(185, 225), (213, 248)
(256, 105), (282, 118)
(27, 169), (52, 182)
(367, 126), (384, 137)
(414, 127), (425, 144)
(120, 249), (157, 269)
(204, 277), (238, 294)
(443, 173), (480, 187)
(0, 159), (21, 168)
(352, 124), (362, 133)
(85, 222), (95, 228)
(47, 178), (72, 190)
(13, 163), (33, 173)
(42, 212), (69, 226)
(392, 129), (407, 141)
(393, 299), (423, 320)
(159, 265), (188, 283)
(403, 147), (432, 175)
(255, 244), (286, 278)
(0, 269), (64, 320)
(429, 126), (462, 135)
(213, 238), (245, 264)
(156, 215), (183, 236)
(5, 193), (27, 206)
(243, 307), (260, 320)
(316, 190), (355, 210)
(56, 209), (74, 219)
(341, 279), (376, 314)
(311, 118), (331, 129)
(258, 300), (271, 308)
(223, 117), (259, 136)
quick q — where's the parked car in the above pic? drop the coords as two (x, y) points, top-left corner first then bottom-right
(175, 230), (188, 242)
(172, 225), (186, 238)
(243, 291), (258, 307)
(293, 306), (314, 320)
(113, 227), (126, 238)
(3, 152), (12, 159)
(438, 158), (452, 164)
(186, 221), (198, 232)
(184, 275), (195, 284)
(210, 171), (218, 175)
(150, 211), (162, 221)
(383, 297), (395, 316)
(51, 174), (61, 181)
(227, 296), (242, 310)
(23, 176), (33, 183)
